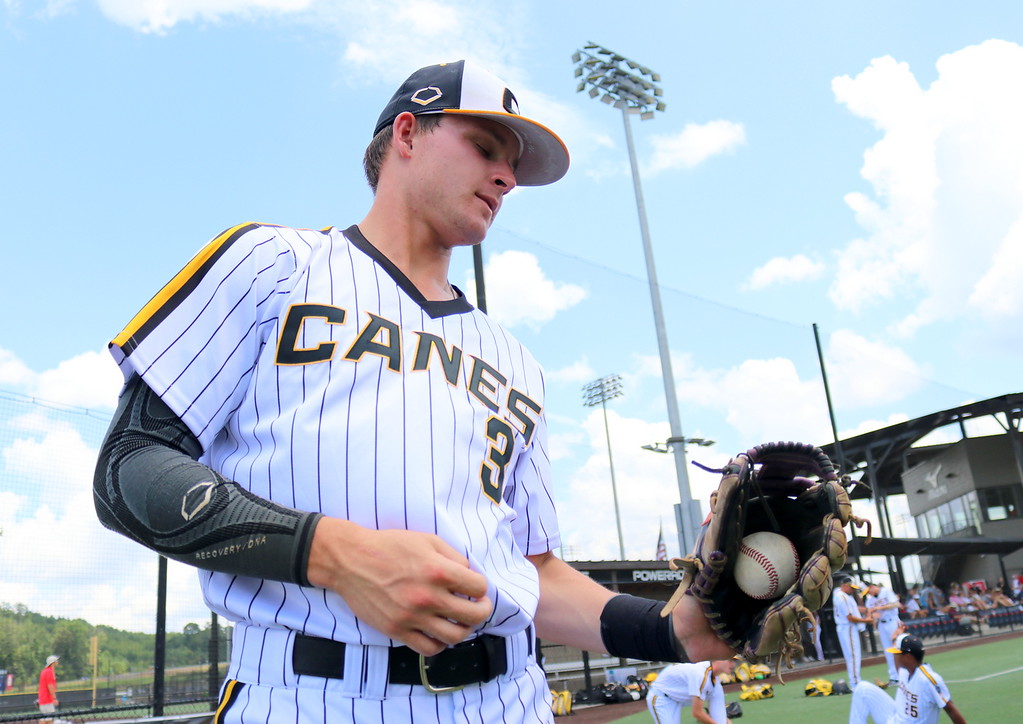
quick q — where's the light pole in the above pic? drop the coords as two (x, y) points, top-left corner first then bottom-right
(583, 374), (626, 560)
(642, 437), (715, 555)
(572, 42), (702, 556)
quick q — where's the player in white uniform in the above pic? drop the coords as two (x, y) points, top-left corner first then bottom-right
(93, 60), (734, 724)
(647, 660), (735, 724)
(833, 575), (873, 687)
(848, 634), (968, 724)
(865, 581), (902, 687)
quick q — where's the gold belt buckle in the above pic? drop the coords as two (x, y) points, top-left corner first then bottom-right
(418, 653), (467, 694)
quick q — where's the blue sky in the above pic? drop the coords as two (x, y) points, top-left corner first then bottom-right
(3, 0), (1023, 631)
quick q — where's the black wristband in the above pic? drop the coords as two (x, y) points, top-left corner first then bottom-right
(600, 594), (684, 663)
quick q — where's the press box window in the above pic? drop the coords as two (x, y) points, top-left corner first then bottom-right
(977, 485), (1023, 522)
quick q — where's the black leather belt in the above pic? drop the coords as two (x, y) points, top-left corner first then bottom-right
(292, 633), (508, 692)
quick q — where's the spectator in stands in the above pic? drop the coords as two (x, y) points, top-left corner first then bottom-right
(919, 581), (946, 614)
(947, 588), (971, 611)
(903, 588), (927, 619)
(1011, 578), (1023, 601)
(968, 587), (992, 615)
(989, 587), (1016, 608)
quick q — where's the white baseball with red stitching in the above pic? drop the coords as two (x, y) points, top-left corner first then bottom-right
(735, 531), (800, 600)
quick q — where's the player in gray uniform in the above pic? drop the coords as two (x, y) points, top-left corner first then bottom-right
(848, 634), (968, 724)
(93, 60), (734, 724)
(865, 581), (901, 687)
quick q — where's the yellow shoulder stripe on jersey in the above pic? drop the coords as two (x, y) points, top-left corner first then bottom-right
(700, 664), (713, 693)
(918, 666), (949, 704)
(111, 222), (263, 355)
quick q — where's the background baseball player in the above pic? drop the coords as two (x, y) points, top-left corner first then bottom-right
(647, 659), (736, 724)
(93, 60), (735, 724)
(865, 580), (902, 687)
(833, 575), (873, 687)
(848, 634), (968, 724)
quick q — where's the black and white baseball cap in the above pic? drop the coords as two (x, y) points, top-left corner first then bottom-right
(885, 633), (924, 661)
(374, 60), (569, 186)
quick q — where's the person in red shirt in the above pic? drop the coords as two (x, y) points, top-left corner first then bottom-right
(37, 655), (59, 723)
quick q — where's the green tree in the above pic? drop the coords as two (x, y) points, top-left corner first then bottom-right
(51, 619), (92, 679)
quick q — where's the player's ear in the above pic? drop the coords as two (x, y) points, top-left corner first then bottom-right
(392, 112), (419, 159)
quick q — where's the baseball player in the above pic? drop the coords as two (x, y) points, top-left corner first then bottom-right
(833, 575), (873, 687)
(865, 581), (901, 687)
(93, 60), (734, 724)
(848, 634), (968, 724)
(647, 660), (736, 724)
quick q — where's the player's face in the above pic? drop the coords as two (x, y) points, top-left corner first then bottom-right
(408, 114), (520, 247)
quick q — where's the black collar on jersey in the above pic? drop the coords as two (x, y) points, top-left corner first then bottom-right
(343, 225), (474, 319)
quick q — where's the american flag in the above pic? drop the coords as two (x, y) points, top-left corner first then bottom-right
(655, 526), (667, 561)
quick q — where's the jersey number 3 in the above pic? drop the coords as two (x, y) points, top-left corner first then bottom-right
(480, 416), (514, 504)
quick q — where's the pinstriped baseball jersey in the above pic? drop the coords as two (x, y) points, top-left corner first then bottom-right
(894, 664), (952, 724)
(849, 665), (953, 724)
(109, 222), (561, 646)
(647, 662), (726, 724)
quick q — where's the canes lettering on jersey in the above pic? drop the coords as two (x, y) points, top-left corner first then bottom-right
(274, 300), (542, 504)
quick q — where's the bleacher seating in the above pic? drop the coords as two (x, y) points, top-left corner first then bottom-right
(903, 615), (958, 639)
(986, 604), (1023, 629)
(902, 604), (1023, 638)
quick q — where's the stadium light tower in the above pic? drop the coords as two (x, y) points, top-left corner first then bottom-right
(572, 43), (703, 557)
(583, 374), (627, 560)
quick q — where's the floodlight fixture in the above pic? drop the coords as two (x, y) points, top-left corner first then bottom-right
(571, 43), (665, 119)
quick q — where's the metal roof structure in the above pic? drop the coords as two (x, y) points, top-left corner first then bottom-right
(851, 535), (1023, 558)
(820, 392), (1023, 500)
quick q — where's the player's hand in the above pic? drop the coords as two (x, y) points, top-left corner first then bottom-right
(306, 518), (493, 655)
(670, 592), (738, 662)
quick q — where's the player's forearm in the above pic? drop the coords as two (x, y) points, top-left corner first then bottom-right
(94, 374), (321, 584)
(690, 698), (716, 724)
(528, 551), (615, 652)
(944, 701), (968, 724)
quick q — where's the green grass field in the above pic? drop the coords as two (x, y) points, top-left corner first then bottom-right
(613, 636), (1023, 723)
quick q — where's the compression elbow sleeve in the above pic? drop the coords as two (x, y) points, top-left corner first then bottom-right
(93, 374), (321, 586)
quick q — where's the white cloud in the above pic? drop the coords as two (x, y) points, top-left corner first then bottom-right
(36, 350), (123, 409)
(0, 348), (35, 389)
(744, 254), (825, 290)
(0, 347), (121, 410)
(643, 120), (746, 176)
(557, 410), (688, 560)
(466, 250), (587, 330)
(678, 356), (833, 444)
(826, 329), (925, 407)
(544, 358), (596, 386)
(96, 0), (311, 33)
(830, 40), (1023, 334)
